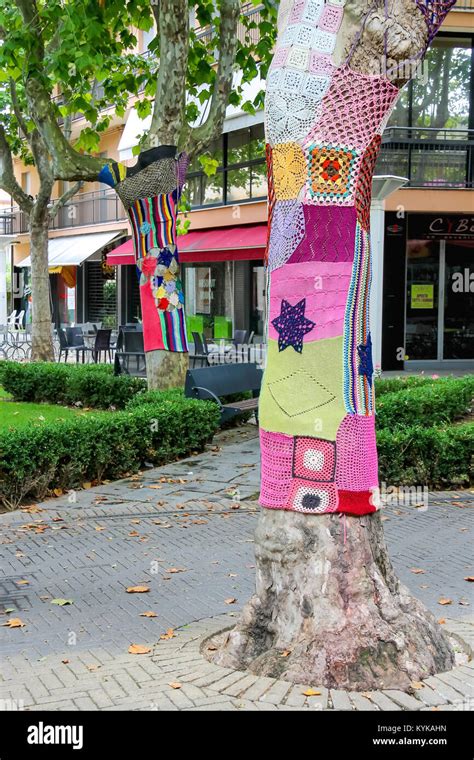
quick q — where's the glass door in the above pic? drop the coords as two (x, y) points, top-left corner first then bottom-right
(405, 239), (440, 361)
(443, 241), (474, 360)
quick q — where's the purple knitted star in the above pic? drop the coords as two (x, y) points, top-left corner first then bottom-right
(271, 298), (316, 353)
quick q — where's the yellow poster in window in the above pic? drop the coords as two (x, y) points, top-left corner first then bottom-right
(411, 284), (434, 309)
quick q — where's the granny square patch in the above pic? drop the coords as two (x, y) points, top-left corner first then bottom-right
(287, 480), (338, 513)
(308, 143), (360, 204)
(293, 436), (336, 481)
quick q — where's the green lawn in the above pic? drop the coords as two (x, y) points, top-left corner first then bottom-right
(0, 386), (105, 431)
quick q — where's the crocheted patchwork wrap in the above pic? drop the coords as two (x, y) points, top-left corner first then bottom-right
(99, 150), (189, 353)
(260, 0), (448, 516)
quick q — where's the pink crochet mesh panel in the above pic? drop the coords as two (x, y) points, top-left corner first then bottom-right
(415, 0), (457, 44)
(318, 4), (343, 33)
(268, 200), (306, 272)
(335, 414), (379, 491)
(293, 436), (336, 481)
(259, 428), (294, 508)
(287, 480), (339, 513)
(288, 205), (357, 264)
(268, 260), (353, 341)
(305, 65), (399, 151)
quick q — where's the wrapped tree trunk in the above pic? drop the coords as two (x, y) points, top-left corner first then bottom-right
(99, 146), (189, 389)
(213, 0), (456, 690)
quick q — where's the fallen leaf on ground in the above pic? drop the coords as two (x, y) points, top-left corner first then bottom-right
(95, 526), (106, 532)
(302, 688), (321, 697)
(51, 599), (73, 606)
(464, 576), (474, 582)
(53, 488), (63, 496)
(128, 531), (140, 537)
(16, 579), (29, 586)
(280, 650), (292, 657)
(410, 568), (425, 575)
(2, 618), (25, 628)
(224, 597), (237, 605)
(207, 644), (217, 651)
(140, 611), (157, 618)
(61, 659), (70, 664)
(20, 505), (43, 514)
(128, 644), (151, 655)
(166, 568), (186, 574)
(192, 519), (208, 525)
(438, 618), (446, 624)
(82, 482), (92, 490)
(438, 598), (452, 605)
(160, 628), (175, 640)
(87, 664), (101, 671)
(168, 682), (181, 689)
(126, 586), (150, 593)
(411, 681), (424, 690)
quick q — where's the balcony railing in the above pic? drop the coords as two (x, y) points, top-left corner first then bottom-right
(12, 189), (127, 234)
(376, 127), (474, 189)
(9, 128), (473, 234)
(451, 0), (474, 10)
(0, 213), (14, 236)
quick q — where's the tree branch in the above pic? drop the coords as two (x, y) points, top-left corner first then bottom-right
(48, 181), (83, 220)
(145, 0), (189, 149)
(0, 126), (34, 212)
(13, 0), (105, 181)
(187, 0), (240, 159)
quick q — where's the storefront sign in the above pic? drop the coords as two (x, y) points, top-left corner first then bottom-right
(411, 283), (434, 309)
(409, 214), (474, 241)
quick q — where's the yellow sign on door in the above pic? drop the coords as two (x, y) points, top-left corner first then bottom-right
(411, 284), (434, 309)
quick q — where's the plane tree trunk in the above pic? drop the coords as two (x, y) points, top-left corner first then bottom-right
(211, 0), (456, 690)
(29, 214), (54, 362)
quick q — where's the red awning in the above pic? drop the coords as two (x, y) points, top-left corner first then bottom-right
(106, 224), (267, 266)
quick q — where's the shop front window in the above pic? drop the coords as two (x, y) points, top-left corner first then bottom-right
(406, 240), (440, 361)
(185, 124), (266, 208)
(184, 261), (234, 340)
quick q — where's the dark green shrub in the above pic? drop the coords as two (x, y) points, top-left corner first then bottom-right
(126, 388), (183, 408)
(0, 396), (220, 508)
(377, 423), (474, 489)
(0, 361), (146, 409)
(376, 376), (474, 429)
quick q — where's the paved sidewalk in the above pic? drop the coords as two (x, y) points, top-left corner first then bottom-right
(0, 425), (473, 711)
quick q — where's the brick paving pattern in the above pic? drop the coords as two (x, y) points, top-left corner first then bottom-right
(1, 425), (473, 711)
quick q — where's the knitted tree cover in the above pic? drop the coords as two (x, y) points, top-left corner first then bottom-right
(260, 0), (448, 516)
(99, 147), (189, 353)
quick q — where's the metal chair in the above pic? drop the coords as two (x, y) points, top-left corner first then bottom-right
(191, 332), (210, 368)
(65, 326), (87, 363)
(84, 329), (112, 363)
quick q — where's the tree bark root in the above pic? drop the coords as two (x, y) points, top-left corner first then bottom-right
(211, 509), (454, 691)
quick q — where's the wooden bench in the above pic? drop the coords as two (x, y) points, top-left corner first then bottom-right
(184, 363), (263, 424)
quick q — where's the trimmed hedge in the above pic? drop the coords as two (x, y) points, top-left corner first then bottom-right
(374, 375), (440, 397)
(377, 422), (474, 489)
(376, 376), (474, 429)
(0, 396), (220, 509)
(0, 361), (146, 409)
